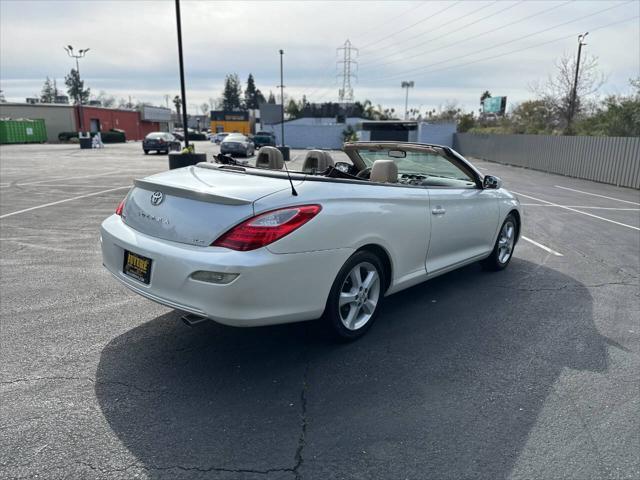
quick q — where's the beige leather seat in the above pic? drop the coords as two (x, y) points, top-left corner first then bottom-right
(255, 146), (284, 170)
(302, 150), (334, 173)
(370, 159), (398, 183)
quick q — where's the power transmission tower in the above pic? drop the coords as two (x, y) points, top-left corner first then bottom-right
(337, 40), (358, 104)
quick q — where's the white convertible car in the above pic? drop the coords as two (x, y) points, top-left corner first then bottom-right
(101, 142), (521, 340)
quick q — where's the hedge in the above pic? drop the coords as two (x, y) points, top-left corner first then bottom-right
(187, 132), (207, 141)
(58, 130), (126, 143)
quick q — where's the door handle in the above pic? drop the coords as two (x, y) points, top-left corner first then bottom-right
(431, 206), (446, 215)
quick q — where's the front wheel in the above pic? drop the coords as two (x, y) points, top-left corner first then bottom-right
(143, 150), (149, 155)
(482, 213), (518, 271)
(324, 250), (385, 341)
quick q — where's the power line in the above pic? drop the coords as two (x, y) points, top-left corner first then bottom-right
(361, 0), (503, 60)
(360, 0), (530, 69)
(351, 0), (430, 43)
(364, 0), (635, 84)
(362, 15), (639, 85)
(360, 0), (573, 71)
(359, 1), (462, 51)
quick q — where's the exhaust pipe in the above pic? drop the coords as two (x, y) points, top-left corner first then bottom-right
(181, 312), (210, 327)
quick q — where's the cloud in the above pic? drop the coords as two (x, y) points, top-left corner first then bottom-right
(1, 0), (638, 113)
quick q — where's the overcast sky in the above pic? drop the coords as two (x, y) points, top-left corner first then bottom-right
(1, 0), (638, 114)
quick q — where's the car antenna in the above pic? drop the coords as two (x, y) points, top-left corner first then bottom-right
(281, 156), (298, 196)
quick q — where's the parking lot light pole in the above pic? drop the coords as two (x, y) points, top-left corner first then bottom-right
(279, 49), (285, 147)
(64, 45), (90, 134)
(401, 81), (414, 120)
(175, 0), (190, 149)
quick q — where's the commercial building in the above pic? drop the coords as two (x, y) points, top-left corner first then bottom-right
(0, 103), (76, 143)
(0, 102), (167, 142)
(210, 110), (251, 135)
(359, 121), (457, 147)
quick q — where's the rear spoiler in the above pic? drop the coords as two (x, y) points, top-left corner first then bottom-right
(133, 179), (252, 206)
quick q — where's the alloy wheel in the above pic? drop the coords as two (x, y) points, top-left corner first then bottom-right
(338, 261), (381, 330)
(498, 220), (516, 264)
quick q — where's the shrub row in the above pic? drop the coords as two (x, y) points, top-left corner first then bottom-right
(58, 130), (126, 143)
(187, 132), (207, 141)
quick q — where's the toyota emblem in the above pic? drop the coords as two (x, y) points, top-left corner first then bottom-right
(150, 191), (164, 206)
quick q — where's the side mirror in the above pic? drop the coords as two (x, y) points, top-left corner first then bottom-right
(483, 175), (503, 189)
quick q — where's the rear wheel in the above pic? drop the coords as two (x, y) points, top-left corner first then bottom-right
(324, 250), (385, 341)
(482, 213), (517, 271)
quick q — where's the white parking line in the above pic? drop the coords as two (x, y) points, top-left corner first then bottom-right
(521, 203), (640, 211)
(555, 185), (640, 206)
(513, 191), (640, 232)
(0, 186), (129, 219)
(0, 170), (123, 188)
(520, 236), (563, 256)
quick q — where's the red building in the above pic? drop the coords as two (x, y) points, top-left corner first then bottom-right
(75, 106), (159, 140)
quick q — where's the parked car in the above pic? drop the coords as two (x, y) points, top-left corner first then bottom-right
(220, 134), (255, 157)
(212, 132), (229, 144)
(142, 132), (181, 154)
(252, 132), (276, 149)
(102, 141), (521, 340)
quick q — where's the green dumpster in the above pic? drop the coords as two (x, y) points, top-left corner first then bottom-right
(0, 119), (47, 144)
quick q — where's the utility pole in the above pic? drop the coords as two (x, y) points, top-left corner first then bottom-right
(567, 32), (588, 133)
(401, 81), (414, 120)
(337, 40), (358, 104)
(64, 45), (90, 133)
(174, 0), (190, 149)
(278, 49), (285, 147)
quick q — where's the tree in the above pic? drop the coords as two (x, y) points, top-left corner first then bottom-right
(173, 95), (182, 117)
(200, 102), (210, 115)
(96, 90), (115, 108)
(285, 98), (300, 118)
(534, 53), (604, 134)
(342, 124), (358, 142)
(267, 91), (276, 104)
(221, 73), (243, 110)
(575, 78), (640, 137)
(40, 77), (58, 103)
(64, 68), (90, 104)
(480, 90), (492, 105)
(255, 89), (266, 106)
(457, 112), (476, 132)
(510, 100), (557, 134)
(244, 74), (262, 109)
(0, 90), (5, 103)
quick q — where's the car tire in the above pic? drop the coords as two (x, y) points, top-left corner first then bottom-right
(143, 150), (149, 155)
(324, 250), (385, 341)
(482, 213), (518, 271)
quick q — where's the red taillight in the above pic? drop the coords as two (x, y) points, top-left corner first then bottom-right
(212, 205), (322, 251)
(115, 198), (125, 216)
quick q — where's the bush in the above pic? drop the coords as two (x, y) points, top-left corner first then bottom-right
(187, 132), (207, 141)
(57, 129), (126, 143)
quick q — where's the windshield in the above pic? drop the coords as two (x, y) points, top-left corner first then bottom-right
(356, 148), (476, 186)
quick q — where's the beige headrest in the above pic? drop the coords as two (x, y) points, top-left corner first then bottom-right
(255, 146), (284, 170)
(302, 150), (335, 173)
(370, 160), (398, 183)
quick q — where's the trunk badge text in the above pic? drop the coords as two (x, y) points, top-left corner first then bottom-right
(151, 191), (164, 206)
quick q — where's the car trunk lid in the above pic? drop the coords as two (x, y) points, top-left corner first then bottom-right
(122, 165), (296, 246)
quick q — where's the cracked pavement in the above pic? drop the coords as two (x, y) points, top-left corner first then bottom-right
(1, 143), (639, 479)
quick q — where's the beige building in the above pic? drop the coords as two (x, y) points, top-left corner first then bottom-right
(0, 103), (76, 142)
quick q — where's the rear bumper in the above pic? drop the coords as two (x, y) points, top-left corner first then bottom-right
(100, 214), (353, 327)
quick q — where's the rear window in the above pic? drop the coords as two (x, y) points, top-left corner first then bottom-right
(146, 133), (165, 140)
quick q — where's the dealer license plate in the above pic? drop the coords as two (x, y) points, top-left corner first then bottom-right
(123, 250), (152, 284)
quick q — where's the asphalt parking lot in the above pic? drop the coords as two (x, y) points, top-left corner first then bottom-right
(1, 141), (638, 480)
